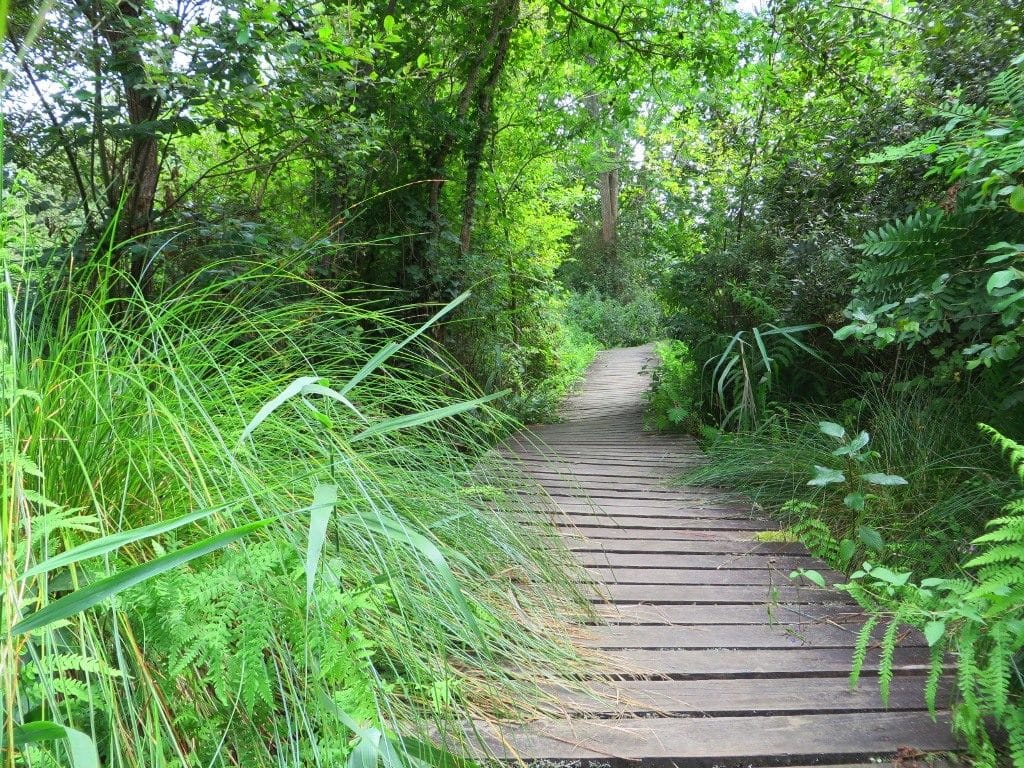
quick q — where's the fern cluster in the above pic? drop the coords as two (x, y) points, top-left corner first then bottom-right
(837, 57), (1024, 374)
(841, 426), (1024, 767)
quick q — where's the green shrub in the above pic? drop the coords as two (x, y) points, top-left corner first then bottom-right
(684, 385), (1012, 575)
(830, 427), (1024, 768)
(1, 257), (590, 766)
(565, 288), (663, 348)
(646, 340), (704, 433)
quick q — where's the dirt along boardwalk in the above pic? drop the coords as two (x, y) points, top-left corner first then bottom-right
(485, 345), (957, 767)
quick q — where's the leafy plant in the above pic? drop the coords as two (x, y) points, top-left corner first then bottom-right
(836, 57), (1024, 381)
(705, 323), (823, 430)
(0, 255), (590, 767)
(835, 426), (1024, 768)
(646, 339), (702, 433)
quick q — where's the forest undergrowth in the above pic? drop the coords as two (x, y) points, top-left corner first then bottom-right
(0, 250), (593, 766)
(648, 51), (1024, 766)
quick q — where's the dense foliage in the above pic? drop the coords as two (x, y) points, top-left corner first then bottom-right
(647, 5), (1024, 763)
(4, 0), (1024, 765)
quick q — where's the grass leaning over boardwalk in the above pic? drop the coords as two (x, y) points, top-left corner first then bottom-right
(680, 386), (1014, 577)
(1, 259), (592, 767)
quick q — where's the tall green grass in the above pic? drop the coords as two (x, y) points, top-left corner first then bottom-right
(1, 253), (590, 766)
(683, 386), (1014, 575)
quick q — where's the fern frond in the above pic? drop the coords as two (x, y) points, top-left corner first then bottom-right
(988, 62), (1024, 111)
(878, 607), (905, 706)
(979, 424), (1024, 481)
(849, 616), (878, 691)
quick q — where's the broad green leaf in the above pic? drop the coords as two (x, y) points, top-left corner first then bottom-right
(305, 484), (337, 600)
(838, 538), (856, 568)
(13, 722), (98, 768)
(23, 503), (235, 578)
(351, 391), (505, 442)
(987, 269), (1019, 293)
(862, 472), (908, 486)
(923, 620), (946, 647)
(868, 566), (911, 586)
(843, 491), (866, 512)
(1010, 185), (1024, 213)
(808, 465), (845, 486)
(416, 52), (428, 68)
(790, 568), (826, 588)
(818, 421), (846, 440)
(13, 519), (273, 635)
(833, 431), (869, 456)
(857, 525), (885, 553)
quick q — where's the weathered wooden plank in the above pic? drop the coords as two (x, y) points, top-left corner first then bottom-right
(594, 583), (849, 604)
(562, 526), (761, 541)
(598, 645), (938, 677)
(470, 711), (956, 764)
(587, 567), (842, 586)
(548, 515), (766, 530)
(596, 602), (863, 625)
(566, 538), (808, 555)
(543, 676), (948, 714)
(576, 552), (818, 569)
(580, 622), (926, 649)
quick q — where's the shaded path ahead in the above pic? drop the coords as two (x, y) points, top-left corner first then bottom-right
(489, 345), (957, 766)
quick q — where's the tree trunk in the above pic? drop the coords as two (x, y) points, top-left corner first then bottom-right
(584, 89), (619, 273)
(84, 0), (162, 287)
(459, 0), (519, 254)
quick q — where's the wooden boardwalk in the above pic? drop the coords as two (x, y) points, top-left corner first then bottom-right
(486, 345), (958, 767)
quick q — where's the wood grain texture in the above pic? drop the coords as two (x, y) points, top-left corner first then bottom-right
(488, 345), (958, 765)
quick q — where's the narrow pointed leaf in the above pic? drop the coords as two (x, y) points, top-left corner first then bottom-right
(339, 292), (470, 397)
(238, 375), (324, 444)
(351, 392), (505, 443)
(23, 503), (235, 578)
(13, 519), (273, 635)
(305, 484), (337, 600)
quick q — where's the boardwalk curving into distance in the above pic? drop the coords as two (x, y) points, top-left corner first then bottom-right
(484, 345), (958, 767)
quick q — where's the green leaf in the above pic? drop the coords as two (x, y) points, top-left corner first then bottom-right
(857, 525), (885, 553)
(923, 620), (946, 647)
(23, 503), (235, 578)
(862, 472), (908, 486)
(13, 519), (273, 635)
(340, 292), (470, 397)
(818, 421), (846, 440)
(383, 14), (395, 34)
(305, 484), (337, 601)
(833, 324), (858, 341)
(416, 52), (428, 68)
(1009, 185), (1024, 213)
(351, 391), (506, 442)
(868, 566), (911, 587)
(833, 431), (869, 456)
(791, 568), (826, 588)
(351, 512), (483, 643)
(13, 722), (98, 768)
(987, 269), (1019, 293)
(808, 465), (845, 486)
(838, 538), (856, 568)
(843, 492), (866, 512)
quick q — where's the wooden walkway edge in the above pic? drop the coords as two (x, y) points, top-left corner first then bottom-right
(481, 345), (958, 767)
